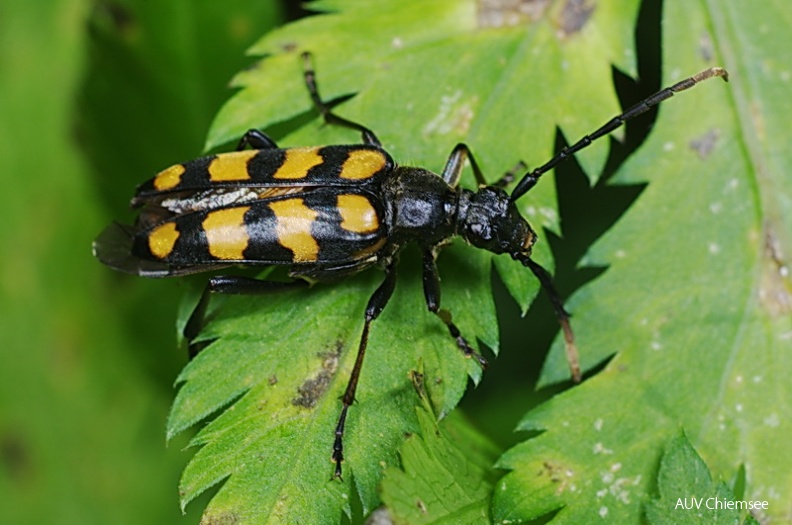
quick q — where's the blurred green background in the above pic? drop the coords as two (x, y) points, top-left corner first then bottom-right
(0, 1), (292, 522)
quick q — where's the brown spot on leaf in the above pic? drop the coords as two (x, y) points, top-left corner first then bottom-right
(540, 461), (575, 495)
(759, 225), (792, 316)
(557, 0), (595, 37)
(558, 0), (597, 37)
(292, 345), (341, 408)
(93, 1), (136, 34)
(1, 431), (31, 483)
(689, 129), (719, 159)
(540, 461), (563, 482)
(699, 32), (715, 62)
(409, 369), (425, 396)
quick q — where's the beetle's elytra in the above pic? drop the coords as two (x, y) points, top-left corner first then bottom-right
(93, 52), (727, 479)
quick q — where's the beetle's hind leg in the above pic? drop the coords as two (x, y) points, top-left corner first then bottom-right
(421, 248), (488, 368)
(332, 261), (398, 479)
(184, 275), (309, 359)
(301, 52), (382, 148)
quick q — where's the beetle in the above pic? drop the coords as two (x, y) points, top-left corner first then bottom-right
(93, 52), (727, 478)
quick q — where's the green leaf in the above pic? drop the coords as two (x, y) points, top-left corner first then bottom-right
(495, 0), (792, 523)
(380, 371), (501, 524)
(170, 252), (493, 522)
(647, 433), (760, 525)
(169, 0), (646, 521)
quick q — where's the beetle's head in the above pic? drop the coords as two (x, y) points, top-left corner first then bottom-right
(458, 186), (536, 258)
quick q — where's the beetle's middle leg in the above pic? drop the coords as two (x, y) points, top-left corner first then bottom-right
(236, 129), (279, 150)
(184, 275), (308, 359)
(421, 248), (488, 368)
(492, 160), (529, 189)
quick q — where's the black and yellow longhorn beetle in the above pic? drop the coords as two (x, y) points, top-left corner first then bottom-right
(93, 52), (727, 478)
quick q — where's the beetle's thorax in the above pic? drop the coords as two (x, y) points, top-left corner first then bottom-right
(456, 186), (536, 258)
(382, 167), (458, 246)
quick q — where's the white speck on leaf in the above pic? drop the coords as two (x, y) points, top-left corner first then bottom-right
(539, 206), (557, 223)
(593, 442), (613, 455)
(764, 413), (780, 427)
(422, 91), (476, 136)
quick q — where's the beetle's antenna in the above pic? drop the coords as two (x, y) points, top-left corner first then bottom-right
(510, 67), (728, 201)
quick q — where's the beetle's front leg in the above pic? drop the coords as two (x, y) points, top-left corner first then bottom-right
(440, 143), (487, 187)
(421, 248), (488, 368)
(521, 256), (581, 382)
(184, 275), (308, 359)
(440, 144), (529, 190)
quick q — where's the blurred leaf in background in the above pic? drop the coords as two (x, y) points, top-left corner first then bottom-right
(0, 0), (285, 523)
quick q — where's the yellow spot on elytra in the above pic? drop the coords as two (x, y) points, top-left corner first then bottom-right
(153, 164), (186, 191)
(269, 199), (319, 262)
(202, 207), (250, 260)
(340, 149), (387, 180)
(148, 222), (179, 259)
(337, 194), (379, 234)
(273, 148), (323, 180)
(208, 150), (257, 182)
